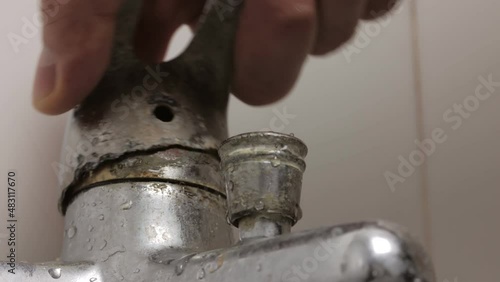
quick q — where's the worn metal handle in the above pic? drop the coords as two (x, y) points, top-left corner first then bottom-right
(59, 0), (244, 213)
(110, 0), (242, 96)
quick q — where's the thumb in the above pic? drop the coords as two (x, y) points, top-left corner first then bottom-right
(33, 0), (124, 115)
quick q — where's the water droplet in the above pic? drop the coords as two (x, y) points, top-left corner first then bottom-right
(271, 157), (281, 167)
(86, 238), (91, 243)
(92, 202), (97, 207)
(133, 268), (140, 273)
(255, 201), (265, 211)
(120, 200), (133, 210)
(256, 264), (262, 272)
(66, 226), (77, 239)
(120, 220), (125, 227)
(88, 225), (94, 232)
(98, 214), (104, 221)
(174, 254), (195, 275)
(197, 268), (205, 279)
(48, 268), (61, 279)
(227, 181), (234, 192)
(99, 240), (107, 250)
(80, 202), (85, 208)
(175, 262), (185, 275)
(289, 133), (295, 137)
(89, 278), (97, 282)
(87, 244), (93, 251)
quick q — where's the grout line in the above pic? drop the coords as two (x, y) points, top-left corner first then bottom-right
(409, 0), (433, 253)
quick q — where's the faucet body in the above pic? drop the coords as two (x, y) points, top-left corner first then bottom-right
(2, 178), (434, 282)
(0, 0), (435, 281)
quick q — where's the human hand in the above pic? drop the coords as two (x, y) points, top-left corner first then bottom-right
(33, 0), (398, 114)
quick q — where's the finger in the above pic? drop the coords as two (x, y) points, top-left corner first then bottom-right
(311, 0), (365, 55)
(33, 0), (124, 115)
(134, 0), (204, 63)
(232, 0), (317, 105)
(362, 0), (399, 20)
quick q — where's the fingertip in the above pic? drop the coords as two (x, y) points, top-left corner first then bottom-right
(232, 0), (316, 106)
(33, 44), (113, 115)
(33, 0), (122, 115)
(33, 84), (69, 116)
(232, 77), (294, 106)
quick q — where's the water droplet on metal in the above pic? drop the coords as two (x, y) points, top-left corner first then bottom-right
(48, 268), (61, 279)
(86, 238), (91, 243)
(120, 220), (125, 227)
(89, 278), (97, 282)
(92, 202), (97, 207)
(98, 214), (104, 221)
(271, 157), (281, 167)
(66, 226), (77, 239)
(133, 268), (140, 273)
(99, 240), (107, 250)
(175, 262), (185, 275)
(256, 264), (262, 272)
(87, 244), (93, 251)
(255, 201), (265, 211)
(120, 200), (133, 210)
(289, 133), (295, 137)
(197, 268), (205, 279)
(88, 225), (94, 232)
(174, 254), (195, 276)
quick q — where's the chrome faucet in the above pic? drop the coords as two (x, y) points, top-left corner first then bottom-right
(0, 0), (435, 281)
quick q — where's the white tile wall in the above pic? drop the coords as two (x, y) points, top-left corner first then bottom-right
(417, 1), (500, 281)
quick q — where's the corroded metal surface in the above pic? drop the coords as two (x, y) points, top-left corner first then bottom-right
(58, 0), (241, 213)
(219, 132), (308, 228)
(64, 147), (226, 209)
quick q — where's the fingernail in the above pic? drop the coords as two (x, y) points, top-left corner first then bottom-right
(33, 48), (56, 100)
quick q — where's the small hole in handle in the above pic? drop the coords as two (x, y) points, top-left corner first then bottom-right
(153, 105), (174, 122)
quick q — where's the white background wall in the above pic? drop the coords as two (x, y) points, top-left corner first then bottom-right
(1, 1), (499, 281)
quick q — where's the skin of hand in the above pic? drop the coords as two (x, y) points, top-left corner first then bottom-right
(33, 0), (398, 115)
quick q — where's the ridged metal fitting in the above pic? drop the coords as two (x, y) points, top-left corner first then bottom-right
(219, 132), (308, 227)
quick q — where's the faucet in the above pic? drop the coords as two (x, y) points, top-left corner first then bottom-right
(0, 0), (435, 281)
